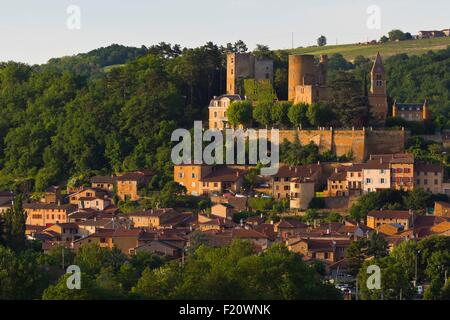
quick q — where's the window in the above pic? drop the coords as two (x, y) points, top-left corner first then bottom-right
(380, 178), (385, 184)
(366, 178), (372, 184)
(191, 173), (196, 178)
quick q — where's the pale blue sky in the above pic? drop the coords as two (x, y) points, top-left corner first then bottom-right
(0, 0), (449, 64)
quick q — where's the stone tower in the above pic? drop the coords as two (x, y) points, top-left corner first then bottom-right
(368, 52), (388, 124)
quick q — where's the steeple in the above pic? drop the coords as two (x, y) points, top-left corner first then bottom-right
(368, 52), (388, 125)
(371, 52), (385, 74)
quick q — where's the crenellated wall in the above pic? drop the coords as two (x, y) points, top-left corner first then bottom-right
(275, 128), (407, 161)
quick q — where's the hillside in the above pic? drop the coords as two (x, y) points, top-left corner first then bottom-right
(287, 37), (450, 61)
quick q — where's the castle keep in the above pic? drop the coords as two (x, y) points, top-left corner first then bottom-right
(288, 54), (328, 104)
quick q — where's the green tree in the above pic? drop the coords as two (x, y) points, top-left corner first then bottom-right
(227, 101), (253, 128)
(317, 35), (327, 47)
(253, 101), (273, 128)
(288, 103), (309, 128)
(1, 194), (26, 251)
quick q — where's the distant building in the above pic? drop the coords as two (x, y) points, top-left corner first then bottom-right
(226, 52), (273, 96)
(128, 208), (188, 229)
(290, 177), (316, 210)
(370, 154), (414, 191)
(434, 201), (450, 217)
(208, 94), (242, 130)
(327, 167), (349, 197)
(414, 162), (444, 194)
(366, 210), (413, 230)
(116, 170), (154, 201)
(24, 202), (77, 226)
(174, 165), (244, 196)
(362, 158), (391, 193)
(418, 30), (446, 39)
(392, 100), (430, 122)
(269, 164), (321, 200)
(368, 53), (389, 124)
(90, 175), (116, 192)
(288, 54), (328, 105)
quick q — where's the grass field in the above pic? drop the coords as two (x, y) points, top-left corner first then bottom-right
(286, 37), (450, 61)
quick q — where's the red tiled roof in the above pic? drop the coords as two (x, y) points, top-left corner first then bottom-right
(414, 162), (443, 173)
(200, 167), (243, 183)
(367, 210), (411, 219)
(273, 164), (320, 178)
(23, 202), (77, 211)
(90, 175), (116, 184)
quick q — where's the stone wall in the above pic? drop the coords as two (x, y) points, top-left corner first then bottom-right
(275, 128), (406, 161)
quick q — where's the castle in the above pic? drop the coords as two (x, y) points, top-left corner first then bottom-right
(226, 52), (274, 96)
(207, 51), (406, 160)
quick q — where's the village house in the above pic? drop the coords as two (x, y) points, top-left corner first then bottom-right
(290, 177), (316, 210)
(116, 170), (154, 201)
(366, 210), (413, 230)
(346, 164), (364, 195)
(174, 165), (244, 196)
(24, 202), (78, 226)
(414, 162), (444, 194)
(287, 238), (351, 263)
(68, 187), (107, 205)
(77, 217), (129, 237)
(274, 218), (308, 240)
(270, 164), (321, 200)
(327, 167), (349, 197)
(135, 229), (189, 258)
(370, 154), (415, 191)
(78, 196), (112, 211)
(362, 158), (391, 193)
(197, 215), (237, 232)
(210, 203), (234, 220)
(90, 175), (116, 192)
(40, 186), (63, 204)
(434, 201), (450, 217)
(73, 228), (143, 255)
(128, 208), (188, 229)
(41, 223), (80, 242)
(392, 100), (430, 122)
(208, 94), (242, 130)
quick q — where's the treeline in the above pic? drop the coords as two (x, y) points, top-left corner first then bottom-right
(0, 238), (341, 300)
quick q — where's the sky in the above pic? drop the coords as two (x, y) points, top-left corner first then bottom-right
(0, 0), (449, 65)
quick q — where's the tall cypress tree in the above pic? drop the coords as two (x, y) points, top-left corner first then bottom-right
(2, 194), (26, 251)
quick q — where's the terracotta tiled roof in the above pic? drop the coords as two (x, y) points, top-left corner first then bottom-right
(367, 210), (411, 219)
(329, 171), (347, 181)
(23, 202), (77, 211)
(414, 162), (443, 173)
(277, 218), (308, 229)
(370, 153), (414, 164)
(273, 164), (320, 178)
(91, 175), (116, 184)
(200, 167), (243, 183)
(116, 170), (154, 182)
(128, 208), (177, 217)
(230, 228), (268, 239)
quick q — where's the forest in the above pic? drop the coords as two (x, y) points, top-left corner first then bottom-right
(0, 42), (449, 193)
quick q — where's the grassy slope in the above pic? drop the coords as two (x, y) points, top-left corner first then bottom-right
(286, 37), (450, 60)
